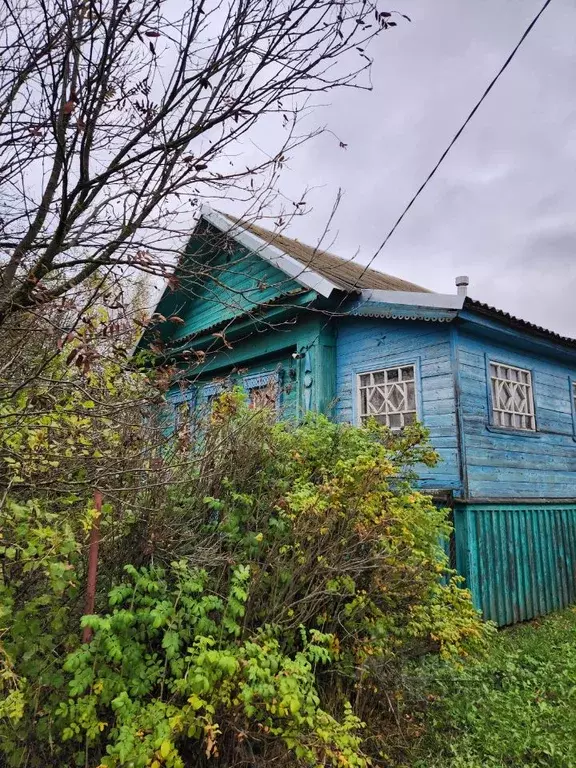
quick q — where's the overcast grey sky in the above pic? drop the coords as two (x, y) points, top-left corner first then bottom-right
(264, 0), (575, 336)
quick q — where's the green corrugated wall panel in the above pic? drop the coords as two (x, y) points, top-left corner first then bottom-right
(455, 503), (576, 626)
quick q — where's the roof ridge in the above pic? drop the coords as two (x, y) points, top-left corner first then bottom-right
(216, 211), (432, 294)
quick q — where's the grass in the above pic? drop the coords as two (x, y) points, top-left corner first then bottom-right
(407, 607), (576, 768)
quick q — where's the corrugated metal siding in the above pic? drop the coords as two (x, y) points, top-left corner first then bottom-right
(456, 503), (576, 626)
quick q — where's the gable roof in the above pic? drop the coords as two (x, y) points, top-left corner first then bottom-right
(140, 207), (575, 358)
(219, 211), (431, 294)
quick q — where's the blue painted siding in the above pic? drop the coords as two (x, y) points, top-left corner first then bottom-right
(335, 318), (461, 491)
(169, 352), (300, 423)
(457, 328), (576, 500)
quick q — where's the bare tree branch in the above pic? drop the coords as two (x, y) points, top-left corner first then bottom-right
(0, 0), (400, 324)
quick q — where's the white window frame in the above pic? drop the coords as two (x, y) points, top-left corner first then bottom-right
(356, 364), (417, 430)
(489, 361), (535, 431)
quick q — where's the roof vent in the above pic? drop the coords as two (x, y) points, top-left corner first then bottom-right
(455, 275), (469, 297)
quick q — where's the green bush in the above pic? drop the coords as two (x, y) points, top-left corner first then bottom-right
(411, 609), (576, 768)
(0, 390), (488, 767)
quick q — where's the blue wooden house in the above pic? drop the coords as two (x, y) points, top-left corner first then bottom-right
(140, 207), (576, 626)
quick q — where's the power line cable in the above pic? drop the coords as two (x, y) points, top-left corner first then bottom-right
(299, 0), (554, 358)
(369, 0), (554, 262)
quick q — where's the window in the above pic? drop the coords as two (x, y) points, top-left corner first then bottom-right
(198, 381), (224, 418)
(249, 383), (278, 409)
(174, 400), (192, 430)
(167, 386), (197, 437)
(357, 365), (417, 429)
(489, 362), (535, 430)
(572, 380), (576, 433)
(244, 371), (279, 411)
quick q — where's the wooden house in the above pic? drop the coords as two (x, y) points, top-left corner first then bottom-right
(140, 207), (576, 626)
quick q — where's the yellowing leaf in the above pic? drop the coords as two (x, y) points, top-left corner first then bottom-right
(188, 694), (204, 710)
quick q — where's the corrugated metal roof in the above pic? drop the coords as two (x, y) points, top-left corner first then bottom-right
(465, 298), (576, 348)
(221, 213), (431, 294)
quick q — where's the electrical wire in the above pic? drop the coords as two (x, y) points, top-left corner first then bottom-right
(298, 0), (555, 357)
(369, 0), (554, 262)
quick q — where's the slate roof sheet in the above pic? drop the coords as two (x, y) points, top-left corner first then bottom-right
(221, 213), (431, 293)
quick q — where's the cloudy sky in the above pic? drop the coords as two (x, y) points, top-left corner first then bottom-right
(264, 0), (576, 336)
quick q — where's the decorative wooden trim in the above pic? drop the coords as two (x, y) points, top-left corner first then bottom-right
(202, 381), (224, 399)
(243, 370), (279, 390)
(351, 355), (423, 427)
(484, 353), (539, 433)
(166, 388), (197, 405)
(200, 207), (338, 298)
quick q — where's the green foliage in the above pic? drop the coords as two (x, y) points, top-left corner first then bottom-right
(54, 561), (369, 768)
(0, 389), (489, 767)
(411, 608), (576, 768)
(0, 316), (152, 491)
(0, 496), (83, 763)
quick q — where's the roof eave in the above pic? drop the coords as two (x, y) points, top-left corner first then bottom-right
(200, 206), (340, 299)
(360, 289), (464, 310)
(461, 298), (576, 352)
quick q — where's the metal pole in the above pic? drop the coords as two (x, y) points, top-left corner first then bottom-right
(82, 489), (102, 644)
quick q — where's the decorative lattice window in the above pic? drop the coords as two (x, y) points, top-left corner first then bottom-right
(244, 371), (279, 411)
(198, 381), (225, 417)
(489, 362), (535, 430)
(167, 387), (196, 435)
(357, 365), (417, 429)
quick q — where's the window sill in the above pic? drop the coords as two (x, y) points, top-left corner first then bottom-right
(485, 423), (541, 439)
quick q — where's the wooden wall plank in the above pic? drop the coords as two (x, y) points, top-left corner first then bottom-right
(457, 329), (576, 500)
(335, 318), (462, 492)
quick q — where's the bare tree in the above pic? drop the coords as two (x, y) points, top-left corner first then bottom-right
(0, 0), (402, 325)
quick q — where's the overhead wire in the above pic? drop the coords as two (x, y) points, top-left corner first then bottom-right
(298, 0), (555, 357)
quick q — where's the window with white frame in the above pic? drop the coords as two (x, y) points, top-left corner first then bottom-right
(357, 365), (417, 429)
(489, 362), (535, 430)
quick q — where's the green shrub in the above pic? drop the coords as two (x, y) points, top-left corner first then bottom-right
(0, 390), (489, 767)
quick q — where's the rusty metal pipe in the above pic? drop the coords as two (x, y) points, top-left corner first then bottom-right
(82, 489), (102, 644)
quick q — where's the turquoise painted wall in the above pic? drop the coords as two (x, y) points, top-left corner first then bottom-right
(457, 327), (576, 500)
(163, 224), (305, 342)
(334, 318), (462, 492)
(197, 352), (300, 421)
(166, 315), (337, 424)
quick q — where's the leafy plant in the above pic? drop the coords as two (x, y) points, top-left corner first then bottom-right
(0, 390), (488, 766)
(410, 608), (576, 768)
